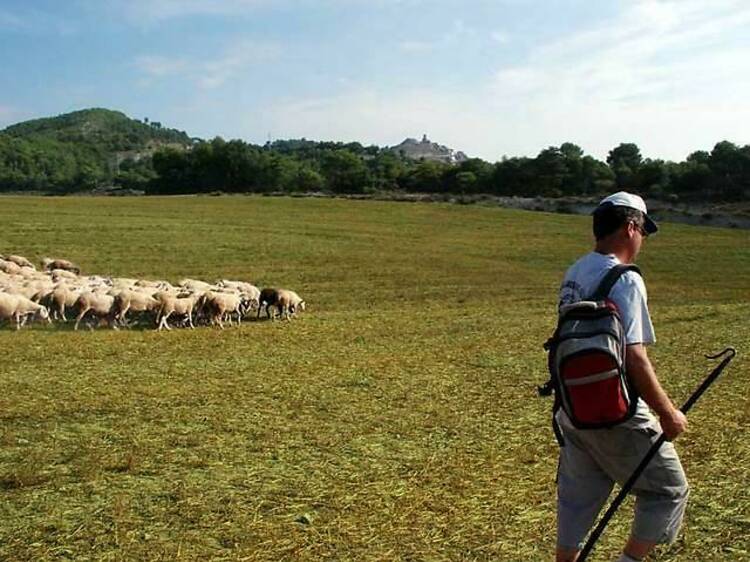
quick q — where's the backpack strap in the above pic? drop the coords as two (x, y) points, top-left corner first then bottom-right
(589, 264), (641, 301)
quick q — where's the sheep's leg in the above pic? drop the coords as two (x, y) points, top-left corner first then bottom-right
(187, 311), (195, 329)
(74, 308), (88, 331)
(14, 312), (21, 330)
(117, 304), (130, 326)
(158, 311), (172, 331)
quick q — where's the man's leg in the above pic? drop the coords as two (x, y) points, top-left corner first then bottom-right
(584, 419), (689, 561)
(556, 426), (614, 561)
(621, 536), (656, 560)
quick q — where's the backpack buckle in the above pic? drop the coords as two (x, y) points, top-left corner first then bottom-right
(537, 380), (554, 397)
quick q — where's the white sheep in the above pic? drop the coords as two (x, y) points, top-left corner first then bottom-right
(276, 289), (306, 320)
(0, 293), (50, 330)
(6, 255), (35, 269)
(155, 292), (201, 330)
(113, 289), (161, 326)
(45, 284), (84, 321)
(218, 280), (260, 314)
(179, 278), (215, 292)
(0, 260), (22, 275)
(74, 291), (116, 330)
(50, 269), (79, 282)
(200, 291), (246, 329)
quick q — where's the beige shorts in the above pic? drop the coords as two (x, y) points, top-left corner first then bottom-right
(556, 406), (689, 549)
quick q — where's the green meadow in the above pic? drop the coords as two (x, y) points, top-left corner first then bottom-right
(0, 195), (748, 561)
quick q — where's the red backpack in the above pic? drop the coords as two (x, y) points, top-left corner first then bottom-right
(540, 265), (640, 443)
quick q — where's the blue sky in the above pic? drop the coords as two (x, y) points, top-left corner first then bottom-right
(1, 0), (749, 161)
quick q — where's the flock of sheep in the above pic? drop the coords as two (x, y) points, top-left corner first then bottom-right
(0, 254), (306, 331)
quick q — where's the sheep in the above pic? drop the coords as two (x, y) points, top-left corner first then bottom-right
(276, 289), (306, 320)
(200, 291), (247, 329)
(41, 257), (80, 275)
(218, 280), (260, 314)
(44, 284), (84, 321)
(155, 292), (201, 330)
(74, 291), (116, 331)
(50, 269), (79, 282)
(257, 288), (279, 319)
(0, 260), (22, 275)
(82, 275), (112, 288)
(179, 278), (215, 292)
(6, 255), (35, 269)
(0, 293), (50, 330)
(111, 277), (139, 290)
(113, 289), (161, 326)
(135, 279), (173, 291)
(12, 281), (50, 301)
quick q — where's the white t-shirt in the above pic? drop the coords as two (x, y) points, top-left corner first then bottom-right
(557, 251), (656, 426)
(559, 252), (655, 345)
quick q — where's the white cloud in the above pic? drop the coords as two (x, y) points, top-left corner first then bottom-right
(399, 40), (436, 54)
(134, 39), (281, 89)
(134, 55), (190, 77)
(116, 0), (267, 23)
(491, 31), (511, 45)
(0, 10), (25, 29)
(485, 0), (750, 158)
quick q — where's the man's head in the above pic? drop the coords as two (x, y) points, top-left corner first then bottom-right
(593, 192), (657, 239)
(592, 191), (657, 261)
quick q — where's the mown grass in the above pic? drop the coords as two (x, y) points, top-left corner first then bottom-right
(0, 195), (748, 561)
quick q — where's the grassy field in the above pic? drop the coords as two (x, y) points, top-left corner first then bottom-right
(0, 195), (748, 561)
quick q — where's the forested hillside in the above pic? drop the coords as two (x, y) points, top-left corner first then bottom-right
(0, 109), (190, 192)
(1, 108), (748, 201)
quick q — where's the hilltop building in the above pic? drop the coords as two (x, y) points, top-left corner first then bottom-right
(391, 134), (468, 164)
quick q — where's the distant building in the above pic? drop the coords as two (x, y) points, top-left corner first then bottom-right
(390, 134), (468, 164)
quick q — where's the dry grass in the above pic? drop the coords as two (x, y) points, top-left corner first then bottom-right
(0, 195), (748, 561)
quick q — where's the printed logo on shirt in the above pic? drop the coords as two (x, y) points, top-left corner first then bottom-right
(559, 280), (582, 307)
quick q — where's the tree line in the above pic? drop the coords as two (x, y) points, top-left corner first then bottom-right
(1, 131), (748, 201)
(147, 138), (750, 201)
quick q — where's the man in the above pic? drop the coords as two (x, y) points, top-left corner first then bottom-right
(555, 192), (689, 562)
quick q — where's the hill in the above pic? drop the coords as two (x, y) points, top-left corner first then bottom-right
(3, 108), (191, 153)
(0, 108), (192, 193)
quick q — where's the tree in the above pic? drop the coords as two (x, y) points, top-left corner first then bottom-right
(402, 160), (449, 192)
(321, 150), (371, 193)
(709, 141), (748, 200)
(637, 159), (670, 197)
(607, 143), (643, 190)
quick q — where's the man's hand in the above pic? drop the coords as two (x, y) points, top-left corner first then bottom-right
(626, 344), (687, 440)
(660, 408), (688, 441)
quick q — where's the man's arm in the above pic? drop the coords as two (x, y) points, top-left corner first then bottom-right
(626, 343), (688, 440)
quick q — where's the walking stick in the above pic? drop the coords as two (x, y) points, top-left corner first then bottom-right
(577, 347), (737, 562)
